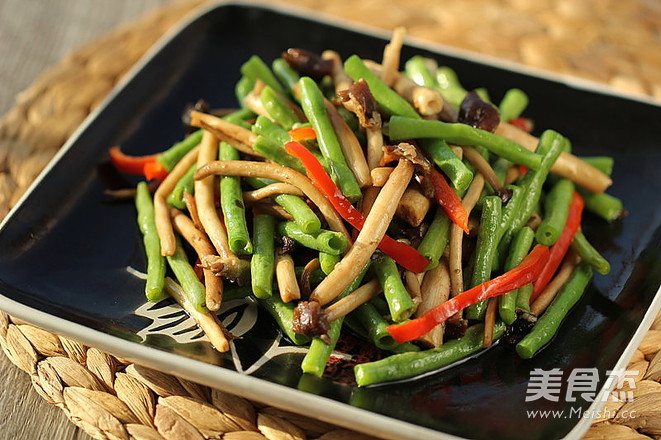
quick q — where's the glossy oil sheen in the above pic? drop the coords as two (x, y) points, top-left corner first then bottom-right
(0, 4), (660, 440)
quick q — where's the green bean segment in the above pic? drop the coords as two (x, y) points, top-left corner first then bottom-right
(259, 294), (311, 345)
(319, 252), (340, 275)
(135, 182), (167, 301)
(499, 226), (535, 324)
(419, 139), (474, 192)
(344, 55), (420, 119)
(498, 88), (529, 122)
(301, 264), (369, 376)
(298, 76), (362, 200)
(247, 177), (321, 234)
(240, 55), (286, 96)
(354, 322), (505, 386)
(277, 222), (348, 255)
(252, 115), (291, 145)
(388, 117), (543, 170)
(156, 129), (203, 171)
(536, 179), (575, 246)
(436, 66), (470, 107)
(272, 58), (301, 98)
(261, 85), (301, 130)
(373, 255), (417, 322)
(353, 301), (399, 351)
(166, 238), (206, 312)
(571, 230), (611, 275)
(516, 263), (593, 359)
(251, 214), (276, 298)
(466, 196), (502, 320)
(219, 142), (253, 255)
(417, 208), (451, 270)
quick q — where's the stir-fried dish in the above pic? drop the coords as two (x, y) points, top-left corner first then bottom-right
(107, 28), (622, 386)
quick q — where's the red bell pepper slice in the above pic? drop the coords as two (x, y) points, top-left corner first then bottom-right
(531, 191), (584, 301)
(387, 244), (550, 343)
(109, 147), (168, 181)
(285, 141), (429, 273)
(428, 168), (470, 234)
(509, 117), (532, 132)
(143, 161), (169, 181)
(289, 126), (317, 142)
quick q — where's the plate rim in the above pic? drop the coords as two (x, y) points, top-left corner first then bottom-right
(1, 2), (660, 439)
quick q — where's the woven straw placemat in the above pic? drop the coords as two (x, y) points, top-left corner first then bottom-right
(1, 1), (660, 439)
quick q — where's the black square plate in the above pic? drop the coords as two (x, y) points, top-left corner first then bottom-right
(1, 2), (660, 439)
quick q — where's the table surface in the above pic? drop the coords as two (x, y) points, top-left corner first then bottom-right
(0, 2), (175, 438)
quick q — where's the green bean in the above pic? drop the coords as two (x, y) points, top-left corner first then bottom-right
(240, 55), (286, 96)
(252, 135), (306, 174)
(417, 207), (451, 270)
(301, 264), (370, 376)
(497, 185), (524, 240)
(222, 284), (253, 302)
(166, 237), (206, 312)
(404, 55), (439, 89)
(258, 294), (311, 345)
(474, 88), (491, 103)
(580, 156), (614, 176)
(298, 76), (362, 200)
(499, 226), (535, 324)
(251, 214), (276, 298)
(536, 179), (575, 246)
(579, 189), (624, 222)
(516, 262), (593, 359)
(419, 138), (474, 192)
(492, 157), (510, 185)
(516, 284), (533, 311)
(498, 88), (529, 122)
(352, 301), (399, 350)
(344, 55), (420, 119)
(466, 196), (502, 320)
(272, 58), (301, 98)
(135, 182), (167, 301)
(510, 130), (567, 231)
(166, 164), (196, 209)
(277, 221), (348, 255)
(260, 85), (301, 130)
(319, 252), (340, 275)
(571, 230), (611, 275)
(246, 177), (321, 234)
(235, 76), (256, 106)
(252, 115), (291, 145)
(156, 129), (203, 171)
(219, 142), (253, 255)
(222, 108), (255, 129)
(373, 255), (417, 322)
(354, 322), (505, 386)
(436, 66), (469, 108)
(388, 117), (543, 170)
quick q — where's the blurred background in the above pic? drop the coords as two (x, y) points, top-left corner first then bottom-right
(0, 0), (659, 439)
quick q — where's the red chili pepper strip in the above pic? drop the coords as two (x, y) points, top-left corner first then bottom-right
(109, 147), (159, 175)
(143, 160), (169, 181)
(285, 141), (429, 273)
(387, 244), (550, 343)
(289, 126), (317, 142)
(428, 168), (470, 234)
(531, 191), (584, 301)
(509, 117), (532, 132)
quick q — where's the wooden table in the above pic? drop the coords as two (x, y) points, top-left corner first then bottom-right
(0, 2), (175, 437)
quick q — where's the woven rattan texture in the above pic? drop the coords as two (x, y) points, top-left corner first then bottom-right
(0, 0), (660, 439)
